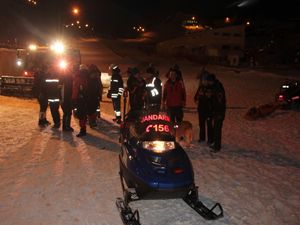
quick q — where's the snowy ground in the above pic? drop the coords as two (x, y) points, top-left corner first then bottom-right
(1, 39), (300, 225)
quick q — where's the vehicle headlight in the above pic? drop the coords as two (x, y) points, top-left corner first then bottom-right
(142, 141), (175, 153)
(58, 59), (68, 70)
(51, 41), (65, 54)
(28, 44), (37, 51)
(16, 59), (23, 67)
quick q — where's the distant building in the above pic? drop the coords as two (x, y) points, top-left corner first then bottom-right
(157, 25), (245, 66)
(182, 17), (204, 33)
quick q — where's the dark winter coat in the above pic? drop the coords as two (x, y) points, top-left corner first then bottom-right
(127, 75), (146, 110)
(44, 72), (62, 100)
(194, 85), (213, 118)
(211, 79), (226, 119)
(86, 71), (102, 108)
(109, 71), (124, 99)
(60, 72), (73, 103)
(33, 70), (47, 99)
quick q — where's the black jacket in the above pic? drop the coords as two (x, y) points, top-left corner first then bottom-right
(145, 76), (162, 107)
(211, 79), (226, 119)
(127, 75), (146, 110)
(109, 71), (124, 99)
(194, 85), (213, 118)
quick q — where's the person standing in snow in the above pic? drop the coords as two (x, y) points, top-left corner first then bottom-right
(144, 64), (162, 110)
(60, 62), (75, 132)
(194, 70), (213, 144)
(108, 64), (124, 124)
(86, 64), (103, 128)
(45, 65), (62, 129)
(207, 73), (226, 152)
(163, 68), (186, 123)
(72, 64), (89, 137)
(33, 64), (51, 127)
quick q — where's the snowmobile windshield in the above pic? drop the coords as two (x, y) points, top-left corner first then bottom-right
(132, 111), (175, 142)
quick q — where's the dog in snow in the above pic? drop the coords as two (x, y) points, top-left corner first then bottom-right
(174, 121), (193, 148)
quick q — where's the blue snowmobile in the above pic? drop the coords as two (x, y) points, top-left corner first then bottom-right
(116, 98), (223, 225)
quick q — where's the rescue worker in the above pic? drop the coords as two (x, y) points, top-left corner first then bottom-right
(72, 64), (89, 137)
(144, 64), (162, 110)
(60, 62), (75, 132)
(163, 68), (186, 123)
(45, 65), (62, 129)
(207, 73), (226, 152)
(127, 67), (146, 111)
(108, 64), (124, 124)
(194, 71), (213, 143)
(87, 64), (102, 128)
(33, 64), (51, 126)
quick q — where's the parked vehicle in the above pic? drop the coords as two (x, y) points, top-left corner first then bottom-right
(275, 79), (300, 109)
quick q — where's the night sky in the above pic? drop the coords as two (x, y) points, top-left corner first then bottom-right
(1, 0), (299, 41)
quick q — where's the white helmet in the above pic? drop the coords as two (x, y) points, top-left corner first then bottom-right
(109, 64), (119, 71)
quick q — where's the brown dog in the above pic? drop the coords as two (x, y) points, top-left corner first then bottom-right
(245, 102), (281, 120)
(174, 121), (193, 148)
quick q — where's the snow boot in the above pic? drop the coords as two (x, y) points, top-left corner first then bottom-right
(88, 114), (98, 128)
(63, 115), (74, 132)
(38, 119), (51, 126)
(52, 123), (61, 129)
(76, 128), (86, 137)
(114, 116), (122, 124)
(89, 121), (97, 128)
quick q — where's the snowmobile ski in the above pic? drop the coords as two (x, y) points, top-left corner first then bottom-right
(183, 187), (223, 220)
(116, 198), (141, 225)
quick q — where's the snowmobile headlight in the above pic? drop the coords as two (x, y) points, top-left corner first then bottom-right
(142, 141), (175, 153)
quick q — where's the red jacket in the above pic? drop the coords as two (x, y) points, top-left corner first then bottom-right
(163, 79), (186, 107)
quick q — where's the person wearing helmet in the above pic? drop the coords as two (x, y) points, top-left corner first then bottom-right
(144, 64), (162, 110)
(108, 64), (124, 124)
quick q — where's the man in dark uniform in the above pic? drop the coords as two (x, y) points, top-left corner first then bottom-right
(145, 65), (162, 110)
(33, 64), (51, 126)
(207, 73), (226, 152)
(45, 65), (62, 129)
(108, 64), (124, 124)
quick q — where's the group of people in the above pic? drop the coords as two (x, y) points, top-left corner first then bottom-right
(108, 63), (226, 152)
(33, 60), (226, 152)
(107, 64), (186, 125)
(33, 62), (103, 137)
(194, 70), (226, 152)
